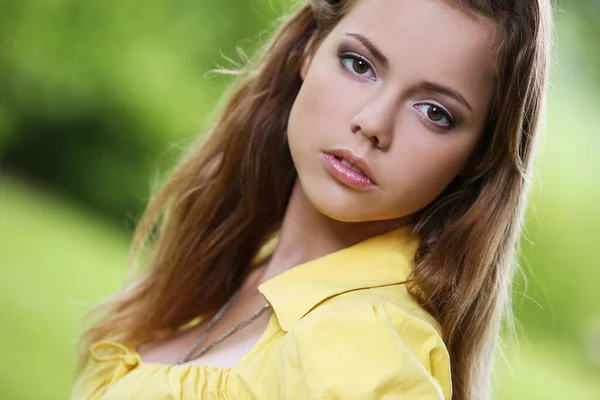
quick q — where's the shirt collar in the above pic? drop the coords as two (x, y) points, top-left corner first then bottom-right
(257, 225), (420, 331)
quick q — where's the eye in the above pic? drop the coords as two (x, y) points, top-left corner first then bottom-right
(414, 103), (455, 129)
(339, 54), (376, 80)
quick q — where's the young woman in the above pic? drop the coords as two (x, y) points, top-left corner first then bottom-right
(70, 0), (553, 399)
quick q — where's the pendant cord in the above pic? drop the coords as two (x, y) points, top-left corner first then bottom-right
(176, 288), (270, 365)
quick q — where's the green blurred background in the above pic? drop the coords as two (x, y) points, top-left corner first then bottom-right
(1, 0), (599, 399)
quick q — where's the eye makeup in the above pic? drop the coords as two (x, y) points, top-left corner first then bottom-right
(336, 40), (377, 78)
(334, 39), (464, 132)
(414, 103), (456, 130)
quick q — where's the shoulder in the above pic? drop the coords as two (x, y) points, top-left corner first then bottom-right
(70, 341), (142, 400)
(277, 286), (452, 400)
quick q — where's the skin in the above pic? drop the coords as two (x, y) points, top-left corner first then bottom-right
(139, 0), (497, 368)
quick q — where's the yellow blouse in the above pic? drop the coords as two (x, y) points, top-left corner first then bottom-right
(70, 226), (452, 399)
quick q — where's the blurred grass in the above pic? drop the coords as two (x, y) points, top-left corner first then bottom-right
(496, 337), (600, 398)
(510, 14), (600, 348)
(0, 177), (129, 399)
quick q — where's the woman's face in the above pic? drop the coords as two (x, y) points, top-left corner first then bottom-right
(287, 0), (497, 223)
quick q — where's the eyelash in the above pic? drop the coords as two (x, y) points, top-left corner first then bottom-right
(337, 49), (456, 130)
(414, 103), (456, 130)
(338, 52), (377, 80)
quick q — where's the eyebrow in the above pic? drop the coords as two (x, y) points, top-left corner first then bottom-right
(344, 32), (390, 69)
(345, 32), (472, 112)
(418, 81), (472, 111)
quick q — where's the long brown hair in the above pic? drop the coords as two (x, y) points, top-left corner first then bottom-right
(79, 1), (553, 399)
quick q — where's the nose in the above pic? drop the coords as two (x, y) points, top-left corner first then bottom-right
(350, 91), (396, 149)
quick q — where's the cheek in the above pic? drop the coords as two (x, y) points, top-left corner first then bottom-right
(383, 126), (479, 210)
(288, 61), (353, 150)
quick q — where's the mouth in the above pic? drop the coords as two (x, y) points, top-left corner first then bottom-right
(337, 156), (368, 176)
(322, 149), (376, 189)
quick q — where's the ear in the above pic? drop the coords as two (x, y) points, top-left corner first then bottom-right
(300, 34), (318, 80)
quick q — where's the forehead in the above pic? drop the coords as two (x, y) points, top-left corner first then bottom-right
(332, 0), (497, 103)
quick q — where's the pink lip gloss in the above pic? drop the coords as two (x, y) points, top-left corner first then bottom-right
(322, 153), (375, 190)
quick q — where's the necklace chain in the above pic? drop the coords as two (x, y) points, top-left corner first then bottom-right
(176, 288), (270, 365)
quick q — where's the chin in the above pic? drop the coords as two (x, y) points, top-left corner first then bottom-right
(317, 205), (372, 223)
(300, 178), (386, 223)
(302, 178), (427, 226)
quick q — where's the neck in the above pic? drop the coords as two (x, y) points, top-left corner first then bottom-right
(259, 179), (413, 283)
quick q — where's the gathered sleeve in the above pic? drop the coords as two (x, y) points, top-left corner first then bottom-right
(69, 341), (141, 400)
(274, 298), (452, 400)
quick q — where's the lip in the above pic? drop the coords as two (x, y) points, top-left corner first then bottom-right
(322, 149), (377, 189)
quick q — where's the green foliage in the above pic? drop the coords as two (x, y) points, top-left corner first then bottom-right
(0, 0), (292, 221)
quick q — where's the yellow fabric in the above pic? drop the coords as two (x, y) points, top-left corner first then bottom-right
(70, 226), (452, 399)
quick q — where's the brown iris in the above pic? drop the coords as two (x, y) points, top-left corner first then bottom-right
(352, 59), (370, 75)
(427, 106), (445, 122)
